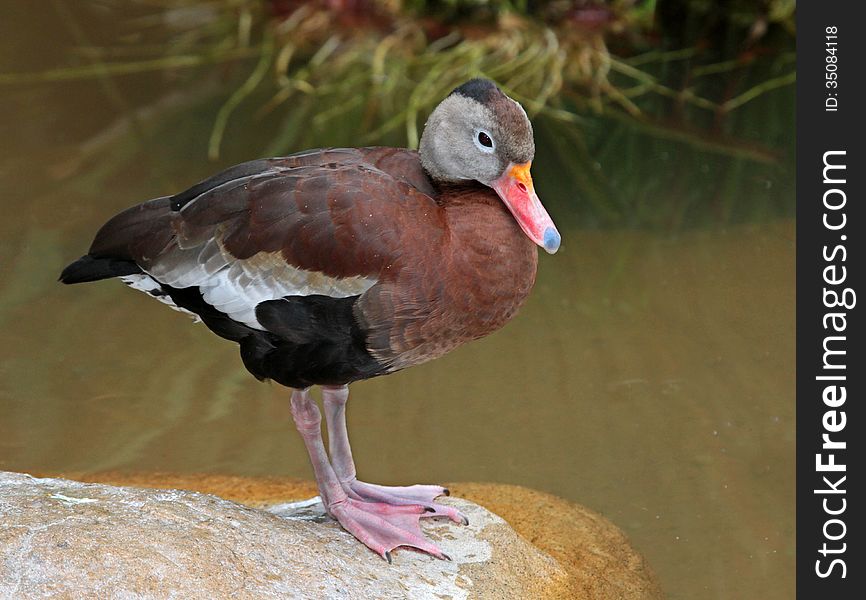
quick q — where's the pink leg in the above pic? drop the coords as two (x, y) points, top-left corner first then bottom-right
(290, 388), (453, 562)
(290, 389), (347, 508)
(321, 385), (467, 525)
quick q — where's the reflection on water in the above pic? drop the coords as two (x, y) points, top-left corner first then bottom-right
(0, 6), (793, 600)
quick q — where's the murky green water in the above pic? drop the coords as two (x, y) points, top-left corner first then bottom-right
(1, 5), (794, 599)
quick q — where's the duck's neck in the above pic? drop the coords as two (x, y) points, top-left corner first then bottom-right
(438, 182), (530, 250)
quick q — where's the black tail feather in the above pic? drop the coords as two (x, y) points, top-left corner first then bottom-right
(59, 255), (142, 284)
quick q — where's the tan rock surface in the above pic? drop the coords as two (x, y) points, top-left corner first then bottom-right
(4, 472), (663, 599)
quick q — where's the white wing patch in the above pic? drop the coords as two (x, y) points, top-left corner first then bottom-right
(120, 274), (201, 322)
(141, 239), (376, 330)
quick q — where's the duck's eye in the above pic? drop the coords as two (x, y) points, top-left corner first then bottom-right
(474, 130), (495, 153)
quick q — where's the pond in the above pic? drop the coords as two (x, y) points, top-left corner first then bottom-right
(0, 4), (794, 599)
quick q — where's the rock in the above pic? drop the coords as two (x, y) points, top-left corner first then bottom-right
(0, 472), (662, 599)
(452, 483), (664, 600)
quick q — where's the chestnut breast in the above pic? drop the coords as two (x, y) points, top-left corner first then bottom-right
(359, 185), (538, 371)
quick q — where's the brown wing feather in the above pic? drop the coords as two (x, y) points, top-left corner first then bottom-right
(85, 148), (448, 360)
(168, 149), (444, 280)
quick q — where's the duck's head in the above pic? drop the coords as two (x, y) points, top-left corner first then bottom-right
(419, 79), (561, 254)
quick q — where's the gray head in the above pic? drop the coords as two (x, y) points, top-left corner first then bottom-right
(420, 79), (534, 184)
(419, 79), (560, 254)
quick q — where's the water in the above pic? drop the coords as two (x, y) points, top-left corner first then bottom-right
(0, 5), (794, 599)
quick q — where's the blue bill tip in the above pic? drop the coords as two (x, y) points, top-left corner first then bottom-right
(543, 227), (561, 254)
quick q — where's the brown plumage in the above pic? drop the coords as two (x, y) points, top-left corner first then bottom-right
(71, 145), (538, 382)
(360, 179), (538, 370)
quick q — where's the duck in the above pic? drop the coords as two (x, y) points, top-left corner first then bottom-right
(60, 78), (560, 562)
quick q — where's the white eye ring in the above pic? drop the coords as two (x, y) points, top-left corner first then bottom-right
(474, 129), (495, 153)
